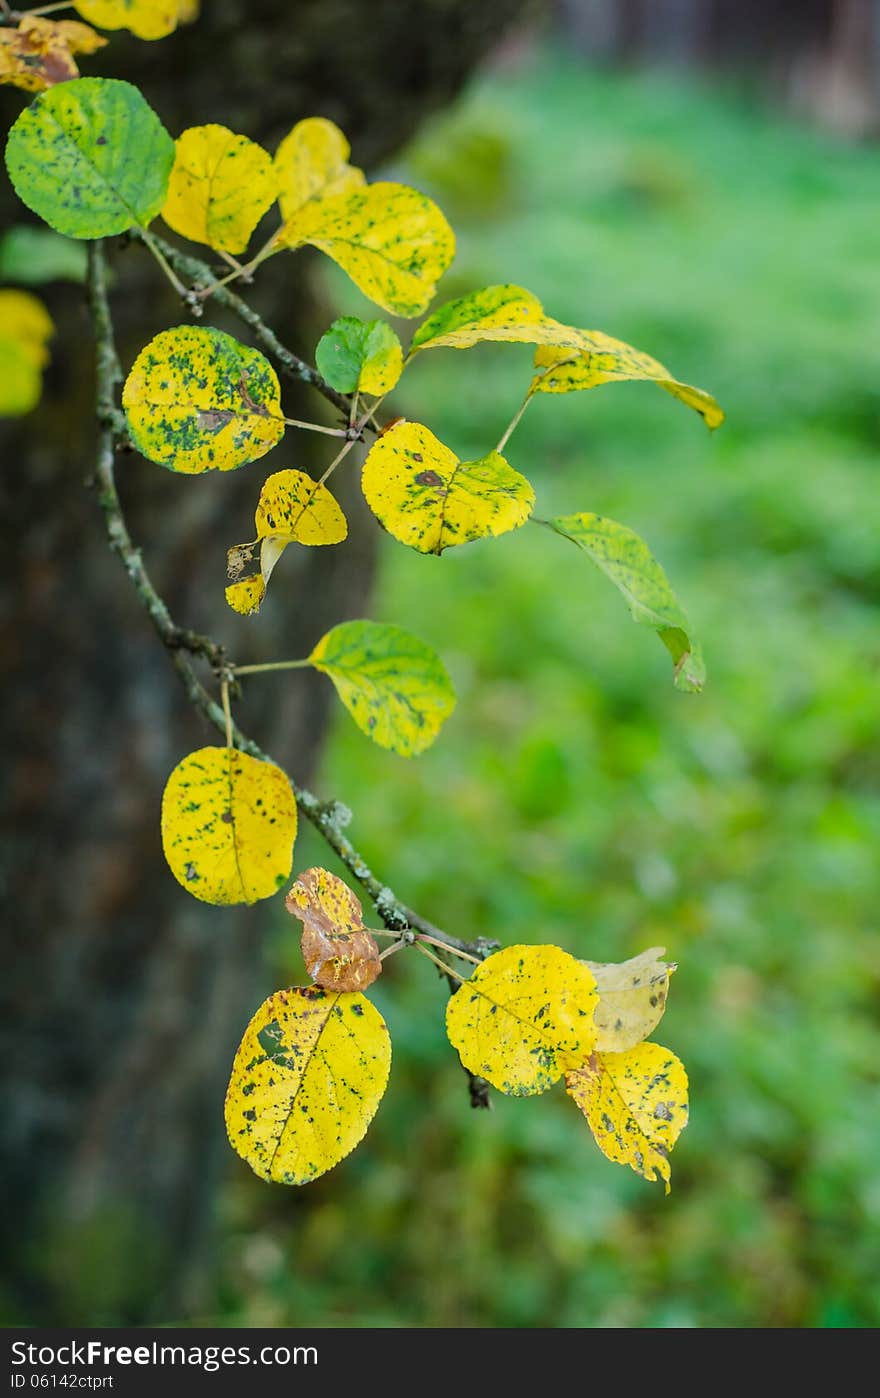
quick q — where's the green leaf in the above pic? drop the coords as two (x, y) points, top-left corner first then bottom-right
(0, 226), (87, 285)
(5, 77), (174, 239)
(309, 619), (456, 756)
(547, 512), (705, 692)
(315, 316), (403, 396)
(122, 325), (284, 474)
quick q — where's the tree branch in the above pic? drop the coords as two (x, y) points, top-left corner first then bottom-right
(86, 239), (497, 1105)
(127, 228), (367, 431)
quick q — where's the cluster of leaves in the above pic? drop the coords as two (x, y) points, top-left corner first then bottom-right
(1, 14), (721, 1194)
(225, 867), (688, 1192)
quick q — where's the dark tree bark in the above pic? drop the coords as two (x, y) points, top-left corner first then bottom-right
(0, 0), (530, 1325)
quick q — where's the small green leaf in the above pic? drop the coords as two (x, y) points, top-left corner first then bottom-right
(309, 619), (456, 756)
(315, 316), (403, 396)
(548, 512), (705, 691)
(5, 77), (174, 239)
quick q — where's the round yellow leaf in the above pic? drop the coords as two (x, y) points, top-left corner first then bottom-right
(362, 421), (534, 554)
(122, 325), (284, 473)
(566, 1042), (689, 1193)
(445, 944), (598, 1096)
(225, 985), (391, 1184)
(161, 745), (297, 904)
(274, 116), (365, 224)
(74, 0), (179, 41)
(162, 124), (278, 254)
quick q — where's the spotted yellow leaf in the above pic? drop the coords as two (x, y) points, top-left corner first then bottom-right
(274, 116), (365, 226)
(122, 325), (284, 473)
(0, 16), (106, 95)
(533, 335), (724, 429)
(309, 619), (455, 756)
(161, 745), (297, 904)
(409, 283), (577, 355)
(286, 867), (381, 993)
(408, 283), (723, 428)
(584, 947), (675, 1053)
(225, 985), (391, 1184)
(73, 0), (180, 40)
(445, 945), (598, 1096)
(225, 469), (347, 614)
(161, 125), (277, 254)
(362, 420), (534, 554)
(0, 289), (53, 416)
(279, 182), (455, 318)
(566, 1042), (689, 1193)
(225, 574), (265, 616)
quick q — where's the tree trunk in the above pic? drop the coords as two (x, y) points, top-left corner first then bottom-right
(0, 0), (529, 1325)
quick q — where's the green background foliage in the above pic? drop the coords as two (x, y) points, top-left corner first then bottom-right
(214, 51), (880, 1328)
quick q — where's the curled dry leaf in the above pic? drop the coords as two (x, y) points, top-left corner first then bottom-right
(584, 946), (676, 1053)
(286, 866), (382, 993)
(0, 16), (106, 95)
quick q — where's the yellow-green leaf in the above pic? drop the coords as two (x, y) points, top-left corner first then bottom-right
(546, 512), (705, 692)
(73, 0), (180, 40)
(309, 618), (455, 756)
(566, 1042), (689, 1193)
(0, 16), (106, 95)
(0, 288), (53, 416)
(161, 124), (277, 254)
(315, 316), (403, 396)
(225, 574), (265, 616)
(362, 420), (534, 554)
(584, 947), (675, 1053)
(122, 325), (284, 473)
(274, 116), (365, 225)
(445, 945), (598, 1097)
(225, 985), (391, 1184)
(161, 745), (297, 904)
(280, 182), (455, 318)
(409, 283), (576, 354)
(533, 334), (724, 429)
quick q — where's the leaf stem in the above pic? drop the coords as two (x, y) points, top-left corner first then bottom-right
(282, 416), (348, 437)
(233, 658), (311, 677)
(138, 227), (192, 303)
(416, 941), (468, 984)
(496, 390), (534, 454)
(220, 676), (233, 748)
(417, 933), (481, 965)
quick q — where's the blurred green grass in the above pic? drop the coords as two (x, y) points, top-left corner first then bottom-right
(220, 52), (880, 1328)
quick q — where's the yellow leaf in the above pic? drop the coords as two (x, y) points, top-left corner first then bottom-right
(122, 325), (284, 473)
(584, 947), (675, 1053)
(361, 420), (534, 554)
(0, 16), (107, 94)
(225, 574), (265, 616)
(286, 867), (382, 993)
(0, 289), (53, 416)
(225, 469), (347, 614)
(566, 1042), (689, 1193)
(74, 0), (180, 40)
(533, 334), (724, 430)
(274, 116), (365, 225)
(445, 945), (598, 1096)
(177, 0), (199, 20)
(225, 985), (391, 1184)
(161, 124), (277, 255)
(409, 283), (574, 354)
(161, 745), (297, 904)
(254, 468), (348, 549)
(280, 182), (455, 318)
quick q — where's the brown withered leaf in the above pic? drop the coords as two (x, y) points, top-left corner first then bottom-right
(286, 866), (382, 993)
(0, 16), (106, 95)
